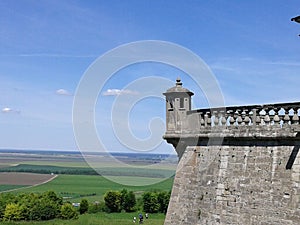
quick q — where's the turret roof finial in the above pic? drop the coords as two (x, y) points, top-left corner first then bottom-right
(163, 77), (194, 96)
(176, 77), (182, 87)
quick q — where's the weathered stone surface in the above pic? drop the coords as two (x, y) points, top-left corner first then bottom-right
(165, 145), (300, 225)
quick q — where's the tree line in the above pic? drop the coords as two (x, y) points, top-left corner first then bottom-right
(0, 164), (170, 178)
(103, 189), (171, 214)
(0, 191), (78, 222)
(0, 189), (171, 222)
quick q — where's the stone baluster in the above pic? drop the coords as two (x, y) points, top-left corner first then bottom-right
(273, 108), (280, 125)
(204, 112), (208, 127)
(241, 110), (246, 125)
(269, 108), (274, 124)
(259, 109), (265, 125)
(220, 111), (227, 126)
(278, 108), (284, 124)
(228, 110), (235, 126)
(233, 110), (238, 126)
(248, 110), (253, 125)
(251, 108), (258, 126)
(292, 108), (299, 124)
(289, 109), (294, 123)
(236, 110), (243, 126)
(256, 109), (262, 125)
(233, 111), (238, 126)
(202, 112), (206, 127)
(200, 112), (205, 127)
(213, 111), (218, 126)
(264, 108), (271, 125)
(243, 109), (250, 125)
(283, 107), (290, 125)
(206, 112), (211, 127)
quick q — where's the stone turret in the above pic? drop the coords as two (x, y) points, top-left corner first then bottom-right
(163, 78), (194, 133)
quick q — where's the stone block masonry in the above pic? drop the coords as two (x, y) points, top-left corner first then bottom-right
(165, 144), (300, 225)
(163, 79), (300, 224)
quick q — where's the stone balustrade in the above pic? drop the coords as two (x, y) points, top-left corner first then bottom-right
(186, 102), (300, 129)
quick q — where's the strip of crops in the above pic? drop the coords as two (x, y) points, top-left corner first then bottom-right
(0, 185), (28, 192)
(0, 164), (175, 178)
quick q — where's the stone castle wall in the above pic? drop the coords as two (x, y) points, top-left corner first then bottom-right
(163, 79), (300, 224)
(165, 144), (300, 225)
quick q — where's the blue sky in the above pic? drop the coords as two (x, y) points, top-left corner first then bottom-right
(1, 0), (300, 153)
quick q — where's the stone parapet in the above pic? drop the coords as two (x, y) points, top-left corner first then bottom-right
(185, 102), (300, 130)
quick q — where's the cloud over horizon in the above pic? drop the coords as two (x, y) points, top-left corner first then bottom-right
(1, 107), (20, 114)
(56, 89), (72, 96)
(102, 89), (139, 96)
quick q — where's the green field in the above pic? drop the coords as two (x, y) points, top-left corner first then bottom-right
(0, 185), (28, 192)
(19, 161), (90, 168)
(0, 163), (175, 178)
(12, 174), (173, 202)
(0, 151), (176, 224)
(0, 212), (165, 225)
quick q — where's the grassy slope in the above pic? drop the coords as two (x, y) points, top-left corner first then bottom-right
(13, 174), (173, 202)
(19, 161), (90, 168)
(0, 164), (175, 178)
(0, 212), (165, 225)
(0, 152), (174, 224)
(0, 185), (28, 192)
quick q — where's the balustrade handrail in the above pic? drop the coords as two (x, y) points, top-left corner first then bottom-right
(187, 101), (300, 115)
(185, 101), (300, 128)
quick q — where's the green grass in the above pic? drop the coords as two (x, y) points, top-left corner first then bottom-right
(0, 185), (28, 192)
(12, 174), (173, 202)
(0, 164), (175, 178)
(0, 212), (165, 225)
(0, 164), (98, 176)
(22, 161), (90, 168)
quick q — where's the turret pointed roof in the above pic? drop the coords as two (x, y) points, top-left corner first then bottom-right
(163, 78), (194, 96)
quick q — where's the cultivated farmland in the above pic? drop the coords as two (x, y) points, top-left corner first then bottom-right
(0, 150), (176, 224)
(13, 174), (173, 202)
(0, 172), (56, 186)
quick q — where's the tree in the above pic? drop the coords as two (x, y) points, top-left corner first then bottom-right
(0, 193), (16, 220)
(60, 203), (78, 220)
(39, 199), (59, 220)
(3, 203), (23, 221)
(119, 189), (136, 212)
(142, 192), (159, 213)
(17, 192), (61, 221)
(123, 191), (136, 212)
(20, 193), (41, 221)
(157, 191), (170, 214)
(120, 189), (128, 211)
(88, 202), (103, 214)
(0, 191), (64, 221)
(104, 191), (121, 213)
(79, 199), (89, 214)
(42, 191), (63, 206)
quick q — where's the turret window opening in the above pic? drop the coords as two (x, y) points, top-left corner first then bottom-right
(167, 99), (173, 110)
(180, 98), (184, 108)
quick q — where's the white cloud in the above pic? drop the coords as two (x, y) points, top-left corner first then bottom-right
(56, 89), (72, 96)
(102, 89), (138, 96)
(2, 107), (12, 113)
(2, 107), (20, 114)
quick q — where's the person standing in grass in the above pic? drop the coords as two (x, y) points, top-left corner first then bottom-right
(139, 213), (143, 224)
